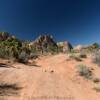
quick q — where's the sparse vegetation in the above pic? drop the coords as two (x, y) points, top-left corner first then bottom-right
(0, 83), (22, 96)
(0, 32), (22, 59)
(93, 77), (100, 83)
(93, 87), (100, 92)
(68, 53), (82, 61)
(18, 51), (28, 64)
(77, 64), (93, 79)
(91, 50), (100, 66)
(0, 32), (61, 63)
(0, 83), (21, 90)
(29, 53), (38, 59)
(79, 53), (87, 58)
(47, 45), (58, 54)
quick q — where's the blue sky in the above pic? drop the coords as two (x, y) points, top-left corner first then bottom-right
(0, 0), (100, 45)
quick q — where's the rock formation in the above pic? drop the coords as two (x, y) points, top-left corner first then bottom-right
(29, 35), (58, 53)
(57, 41), (73, 52)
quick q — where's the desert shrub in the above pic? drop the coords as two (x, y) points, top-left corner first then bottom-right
(91, 50), (100, 66)
(0, 83), (21, 90)
(44, 45), (58, 54)
(93, 77), (100, 83)
(69, 53), (82, 61)
(37, 44), (58, 55)
(93, 87), (100, 92)
(29, 53), (38, 59)
(77, 64), (92, 79)
(30, 45), (37, 53)
(0, 83), (22, 96)
(0, 33), (22, 59)
(79, 52), (87, 58)
(72, 56), (82, 61)
(17, 51), (28, 64)
(0, 47), (14, 59)
(0, 48), (7, 58)
(21, 41), (31, 54)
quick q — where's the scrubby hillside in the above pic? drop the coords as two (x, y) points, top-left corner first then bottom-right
(0, 32), (74, 64)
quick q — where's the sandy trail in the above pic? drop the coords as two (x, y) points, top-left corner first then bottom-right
(0, 54), (100, 100)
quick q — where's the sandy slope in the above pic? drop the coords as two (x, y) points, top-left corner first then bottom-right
(0, 54), (100, 100)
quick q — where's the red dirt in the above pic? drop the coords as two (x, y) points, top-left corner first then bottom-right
(0, 54), (100, 100)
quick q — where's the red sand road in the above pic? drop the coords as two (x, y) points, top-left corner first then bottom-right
(0, 54), (100, 100)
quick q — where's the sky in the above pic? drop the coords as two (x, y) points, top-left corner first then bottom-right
(0, 0), (100, 45)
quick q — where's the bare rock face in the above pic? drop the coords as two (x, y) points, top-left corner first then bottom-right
(57, 41), (73, 52)
(30, 35), (73, 53)
(35, 35), (57, 47)
(30, 35), (58, 52)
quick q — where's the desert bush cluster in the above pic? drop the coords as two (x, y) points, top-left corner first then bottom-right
(76, 64), (100, 85)
(0, 32), (36, 63)
(0, 32), (99, 64)
(77, 64), (93, 79)
(68, 52), (87, 62)
(78, 52), (87, 58)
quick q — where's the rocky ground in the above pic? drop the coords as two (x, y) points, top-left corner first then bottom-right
(0, 54), (100, 100)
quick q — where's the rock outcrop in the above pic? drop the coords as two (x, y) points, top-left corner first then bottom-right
(30, 35), (73, 53)
(35, 35), (57, 47)
(57, 41), (73, 52)
(30, 35), (58, 53)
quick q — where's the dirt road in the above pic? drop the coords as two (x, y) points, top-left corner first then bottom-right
(0, 54), (100, 100)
